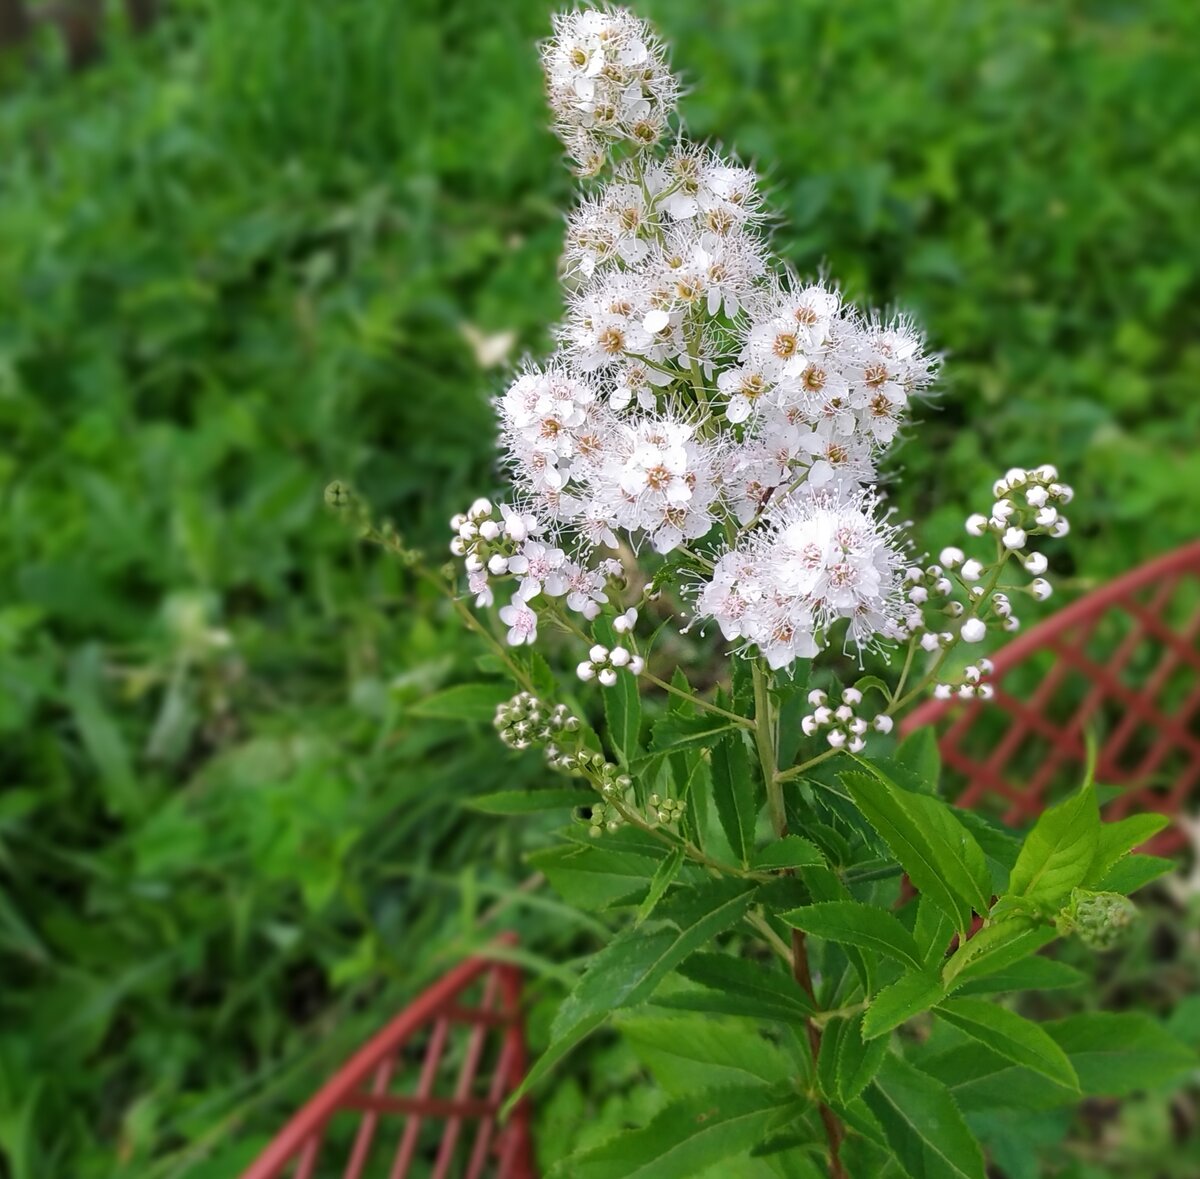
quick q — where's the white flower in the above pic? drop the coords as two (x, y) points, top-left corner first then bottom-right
(508, 540), (569, 601)
(1024, 552), (1048, 576)
(960, 558), (983, 582)
(939, 546), (964, 568)
(499, 600), (538, 646)
(613, 607), (638, 634)
(961, 617), (987, 643)
(1031, 578), (1053, 601)
(872, 714), (894, 734)
(965, 514), (988, 537)
(1002, 526), (1027, 551)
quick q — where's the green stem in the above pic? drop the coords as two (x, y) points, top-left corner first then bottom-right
(641, 670), (755, 728)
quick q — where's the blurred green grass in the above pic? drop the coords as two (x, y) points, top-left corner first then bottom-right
(0, 0), (1197, 1175)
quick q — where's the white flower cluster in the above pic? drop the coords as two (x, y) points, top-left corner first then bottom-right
(452, 8), (964, 674)
(542, 8), (678, 173)
(697, 489), (907, 668)
(450, 496), (619, 623)
(800, 687), (893, 754)
(577, 641), (644, 684)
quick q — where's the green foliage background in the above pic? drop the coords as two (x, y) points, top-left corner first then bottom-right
(0, 0), (1196, 1176)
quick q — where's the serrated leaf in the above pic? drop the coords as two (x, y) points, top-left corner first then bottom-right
(816, 1012), (848, 1101)
(677, 952), (814, 1018)
(782, 900), (924, 972)
(599, 621), (642, 765)
(553, 880), (757, 1035)
(774, 666), (811, 768)
(952, 955), (1085, 996)
(549, 1083), (802, 1179)
(619, 1013), (792, 1091)
(929, 1051), (1077, 1117)
(512, 882), (758, 1109)
(865, 1055), (986, 1179)
(408, 682), (509, 721)
(862, 970), (944, 1040)
(1007, 784), (1099, 909)
(711, 733), (758, 865)
(650, 711), (742, 756)
(527, 842), (659, 910)
(750, 835), (824, 871)
(892, 726), (941, 794)
(913, 896), (954, 964)
(652, 990), (810, 1025)
(1094, 852), (1174, 894)
(936, 998), (1079, 1090)
(1084, 812), (1170, 885)
(636, 847), (683, 925)
(467, 789), (591, 814)
(835, 1011), (889, 1102)
(942, 918), (1058, 991)
(841, 769), (979, 934)
(1047, 1012), (1198, 1096)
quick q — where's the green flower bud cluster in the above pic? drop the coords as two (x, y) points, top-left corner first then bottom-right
(493, 692), (579, 752)
(587, 800), (625, 838)
(648, 793), (685, 825)
(1056, 888), (1138, 950)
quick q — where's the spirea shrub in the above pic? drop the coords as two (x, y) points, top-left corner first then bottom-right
(344, 8), (1191, 1176)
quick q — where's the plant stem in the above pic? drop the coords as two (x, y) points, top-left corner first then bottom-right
(749, 656), (846, 1179)
(641, 669), (755, 727)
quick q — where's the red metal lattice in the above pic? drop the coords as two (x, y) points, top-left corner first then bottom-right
(902, 540), (1200, 855)
(241, 934), (534, 1179)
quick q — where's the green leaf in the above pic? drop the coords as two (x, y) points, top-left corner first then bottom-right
(676, 952), (814, 1019)
(750, 835), (824, 871)
(936, 998), (1079, 1090)
(841, 769), (983, 934)
(952, 955), (1085, 996)
(408, 682), (509, 722)
(467, 788), (591, 814)
(865, 1054), (986, 1179)
(549, 878), (757, 1058)
(1084, 812), (1170, 885)
(892, 726), (941, 794)
(636, 847), (683, 925)
(618, 1013), (793, 1091)
(923, 1045), (1075, 1115)
(942, 919), (1058, 990)
(601, 633), (642, 765)
(1094, 852), (1174, 894)
(834, 1011), (890, 1102)
(862, 970), (945, 1041)
(1047, 1012), (1198, 1096)
(1007, 784), (1100, 909)
(774, 666), (811, 768)
(527, 842), (659, 910)
(549, 1083), (802, 1179)
(711, 733), (758, 866)
(782, 900), (924, 972)
(913, 896), (954, 963)
(649, 711), (742, 757)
